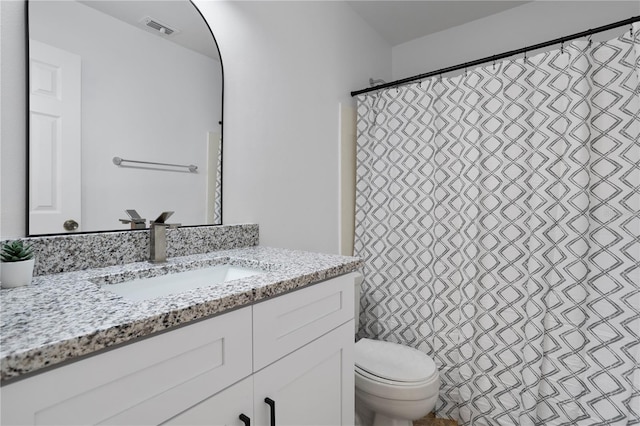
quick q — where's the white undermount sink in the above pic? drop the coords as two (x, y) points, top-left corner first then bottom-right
(101, 264), (265, 301)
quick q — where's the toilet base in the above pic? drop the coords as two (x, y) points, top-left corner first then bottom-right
(355, 400), (374, 426)
(372, 413), (412, 426)
(355, 392), (436, 426)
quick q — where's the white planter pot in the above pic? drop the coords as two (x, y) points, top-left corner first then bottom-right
(1, 258), (35, 288)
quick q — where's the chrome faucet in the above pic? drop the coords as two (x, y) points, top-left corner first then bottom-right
(149, 211), (180, 263)
(119, 209), (147, 230)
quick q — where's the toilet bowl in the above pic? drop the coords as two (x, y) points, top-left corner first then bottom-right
(354, 275), (440, 426)
(354, 338), (439, 426)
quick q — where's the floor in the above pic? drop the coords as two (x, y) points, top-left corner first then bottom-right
(413, 412), (458, 426)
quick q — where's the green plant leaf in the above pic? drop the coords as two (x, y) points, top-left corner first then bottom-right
(1, 241), (34, 262)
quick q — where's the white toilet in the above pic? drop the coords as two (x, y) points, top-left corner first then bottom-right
(354, 275), (440, 426)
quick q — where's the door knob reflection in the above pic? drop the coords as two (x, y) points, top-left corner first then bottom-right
(63, 219), (79, 231)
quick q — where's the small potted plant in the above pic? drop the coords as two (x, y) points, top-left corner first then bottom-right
(1, 240), (35, 288)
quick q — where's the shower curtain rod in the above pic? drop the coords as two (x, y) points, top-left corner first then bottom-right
(351, 15), (640, 97)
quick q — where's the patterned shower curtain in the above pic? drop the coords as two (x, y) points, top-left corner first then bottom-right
(355, 24), (639, 426)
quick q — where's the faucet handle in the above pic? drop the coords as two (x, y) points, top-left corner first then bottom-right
(120, 209), (146, 228)
(150, 211), (180, 229)
(125, 209), (144, 220)
(152, 211), (174, 224)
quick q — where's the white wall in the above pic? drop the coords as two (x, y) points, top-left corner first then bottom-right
(194, 1), (391, 253)
(392, 1), (640, 81)
(29, 1), (221, 232)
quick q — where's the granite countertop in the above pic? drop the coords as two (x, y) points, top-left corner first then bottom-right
(0, 246), (361, 382)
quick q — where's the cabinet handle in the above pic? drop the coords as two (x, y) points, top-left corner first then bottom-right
(264, 397), (276, 426)
(239, 413), (251, 426)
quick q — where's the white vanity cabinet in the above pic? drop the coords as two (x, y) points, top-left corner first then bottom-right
(1, 272), (356, 426)
(163, 272), (356, 426)
(251, 272), (355, 426)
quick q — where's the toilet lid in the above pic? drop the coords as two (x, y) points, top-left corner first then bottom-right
(354, 338), (437, 383)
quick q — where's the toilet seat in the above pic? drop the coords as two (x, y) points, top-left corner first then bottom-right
(355, 338), (437, 383)
(355, 365), (437, 387)
(354, 338), (439, 401)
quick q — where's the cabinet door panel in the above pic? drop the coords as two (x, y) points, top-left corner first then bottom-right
(253, 273), (356, 370)
(254, 321), (354, 426)
(162, 376), (253, 426)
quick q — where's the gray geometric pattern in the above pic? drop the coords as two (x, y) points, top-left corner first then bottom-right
(355, 24), (639, 426)
(214, 139), (222, 224)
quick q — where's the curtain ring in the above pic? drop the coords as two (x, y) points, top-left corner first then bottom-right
(561, 41), (564, 54)
(524, 49), (527, 63)
(465, 67), (467, 77)
(631, 24), (634, 38)
(587, 34), (592, 48)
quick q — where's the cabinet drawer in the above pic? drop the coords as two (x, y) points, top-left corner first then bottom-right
(1, 306), (252, 425)
(253, 272), (356, 371)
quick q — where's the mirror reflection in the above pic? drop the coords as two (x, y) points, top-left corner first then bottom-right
(28, 0), (222, 236)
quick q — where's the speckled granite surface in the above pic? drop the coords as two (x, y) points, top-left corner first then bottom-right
(0, 246), (361, 382)
(5, 224), (259, 276)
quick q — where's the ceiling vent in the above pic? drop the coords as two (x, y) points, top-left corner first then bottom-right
(140, 16), (179, 36)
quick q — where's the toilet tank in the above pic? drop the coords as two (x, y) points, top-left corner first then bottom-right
(354, 273), (364, 335)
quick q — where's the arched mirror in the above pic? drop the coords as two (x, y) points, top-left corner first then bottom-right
(27, 0), (222, 236)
